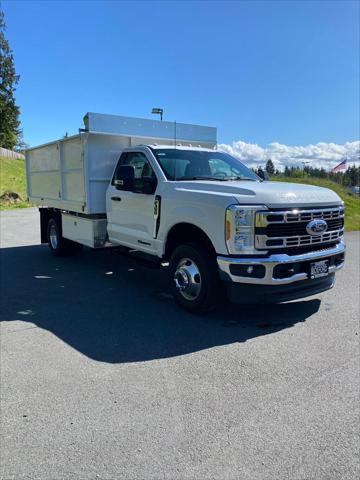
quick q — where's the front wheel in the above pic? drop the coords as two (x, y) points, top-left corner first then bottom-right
(169, 243), (222, 313)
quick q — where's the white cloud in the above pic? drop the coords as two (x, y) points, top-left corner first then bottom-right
(218, 140), (360, 170)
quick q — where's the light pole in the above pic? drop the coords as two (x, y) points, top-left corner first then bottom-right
(151, 108), (163, 121)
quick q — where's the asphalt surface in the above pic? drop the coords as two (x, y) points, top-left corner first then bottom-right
(0, 208), (359, 480)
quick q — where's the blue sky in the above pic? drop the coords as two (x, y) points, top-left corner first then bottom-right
(3, 0), (360, 166)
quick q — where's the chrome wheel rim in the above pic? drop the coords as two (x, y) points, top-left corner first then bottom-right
(49, 224), (58, 250)
(174, 257), (202, 301)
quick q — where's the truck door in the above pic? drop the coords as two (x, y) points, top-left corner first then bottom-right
(106, 151), (158, 254)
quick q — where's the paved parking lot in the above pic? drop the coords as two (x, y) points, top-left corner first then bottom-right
(1, 208), (359, 480)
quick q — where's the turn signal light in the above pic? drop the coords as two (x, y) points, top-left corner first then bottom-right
(226, 210), (231, 240)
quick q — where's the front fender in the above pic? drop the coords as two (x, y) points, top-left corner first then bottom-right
(158, 199), (232, 256)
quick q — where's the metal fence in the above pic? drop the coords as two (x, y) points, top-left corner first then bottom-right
(0, 147), (25, 159)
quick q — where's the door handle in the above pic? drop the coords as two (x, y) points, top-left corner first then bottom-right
(111, 196), (122, 202)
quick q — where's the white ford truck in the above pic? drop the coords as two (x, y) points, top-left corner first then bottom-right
(26, 113), (345, 312)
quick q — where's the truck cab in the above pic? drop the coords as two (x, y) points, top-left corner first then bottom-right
(26, 113), (345, 313)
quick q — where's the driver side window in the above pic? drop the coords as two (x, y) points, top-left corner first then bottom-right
(123, 152), (155, 179)
(112, 151), (157, 193)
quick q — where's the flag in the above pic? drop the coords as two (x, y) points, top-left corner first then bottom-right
(332, 159), (347, 172)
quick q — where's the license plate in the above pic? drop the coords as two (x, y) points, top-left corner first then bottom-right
(310, 260), (329, 279)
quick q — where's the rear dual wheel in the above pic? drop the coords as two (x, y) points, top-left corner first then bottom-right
(169, 243), (222, 313)
(47, 218), (82, 256)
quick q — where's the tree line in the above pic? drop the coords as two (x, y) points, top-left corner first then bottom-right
(0, 9), (22, 150)
(253, 159), (360, 187)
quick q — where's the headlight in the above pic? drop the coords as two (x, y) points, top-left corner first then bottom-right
(225, 205), (266, 254)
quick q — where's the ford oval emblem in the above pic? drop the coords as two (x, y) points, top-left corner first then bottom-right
(306, 219), (328, 236)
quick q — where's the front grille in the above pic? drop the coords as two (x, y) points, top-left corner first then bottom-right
(255, 206), (344, 250)
(265, 218), (344, 237)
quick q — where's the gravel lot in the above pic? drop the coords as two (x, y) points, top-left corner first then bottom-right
(1, 208), (359, 480)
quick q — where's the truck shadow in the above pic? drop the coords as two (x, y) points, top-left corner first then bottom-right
(0, 245), (321, 363)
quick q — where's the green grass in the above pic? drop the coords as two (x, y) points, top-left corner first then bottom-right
(271, 176), (360, 231)
(0, 156), (31, 210)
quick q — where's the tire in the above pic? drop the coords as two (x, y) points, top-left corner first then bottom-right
(47, 217), (83, 257)
(169, 243), (222, 313)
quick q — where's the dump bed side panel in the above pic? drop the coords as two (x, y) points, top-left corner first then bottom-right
(27, 136), (86, 213)
(62, 137), (85, 205)
(27, 133), (130, 214)
(27, 142), (61, 200)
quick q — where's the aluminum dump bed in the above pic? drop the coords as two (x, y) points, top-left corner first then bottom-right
(26, 113), (217, 214)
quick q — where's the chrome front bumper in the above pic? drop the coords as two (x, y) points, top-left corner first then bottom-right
(217, 240), (345, 286)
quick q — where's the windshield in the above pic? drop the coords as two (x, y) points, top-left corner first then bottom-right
(151, 149), (259, 181)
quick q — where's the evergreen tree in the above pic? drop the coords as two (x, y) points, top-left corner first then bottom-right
(265, 159), (275, 175)
(257, 167), (266, 179)
(0, 9), (21, 149)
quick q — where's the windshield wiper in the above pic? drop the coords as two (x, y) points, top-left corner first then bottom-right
(179, 176), (229, 181)
(224, 176), (257, 181)
(177, 176), (257, 182)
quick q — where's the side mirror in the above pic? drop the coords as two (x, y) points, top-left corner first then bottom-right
(114, 165), (135, 191)
(257, 169), (269, 181)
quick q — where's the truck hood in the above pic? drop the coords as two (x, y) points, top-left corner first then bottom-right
(174, 180), (342, 208)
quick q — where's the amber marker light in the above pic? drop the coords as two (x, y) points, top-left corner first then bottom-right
(226, 210), (232, 241)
